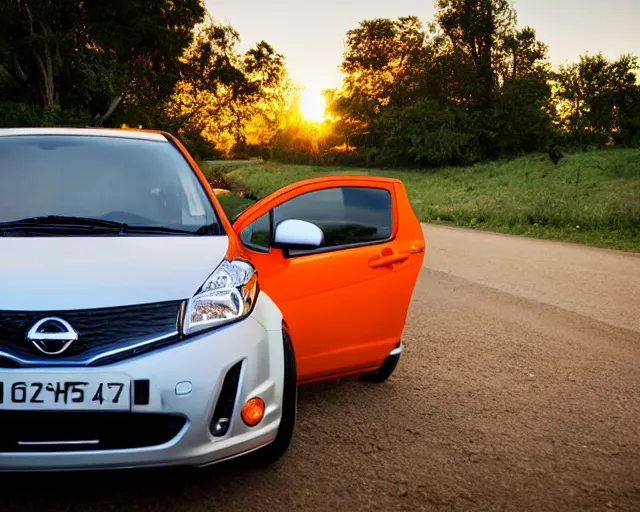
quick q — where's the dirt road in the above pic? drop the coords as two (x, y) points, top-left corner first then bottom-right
(3, 225), (639, 511)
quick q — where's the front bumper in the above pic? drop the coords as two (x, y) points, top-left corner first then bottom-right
(0, 294), (285, 472)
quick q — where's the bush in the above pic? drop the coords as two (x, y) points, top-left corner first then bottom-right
(373, 100), (482, 168)
(0, 102), (97, 128)
(177, 132), (222, 160)
(320, 148), (369, 167)
(41, 107), (95, 127)
(0, 102), (43, 127)
(231, 143), (271, 161)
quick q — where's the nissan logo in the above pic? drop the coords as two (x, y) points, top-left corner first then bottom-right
(26, 317), (79, 356)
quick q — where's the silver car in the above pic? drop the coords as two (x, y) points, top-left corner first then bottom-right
(0, 127), (425, 471)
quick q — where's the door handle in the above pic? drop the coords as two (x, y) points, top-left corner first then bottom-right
(368, 252), (409, 268)
(409, 242), (425, 254)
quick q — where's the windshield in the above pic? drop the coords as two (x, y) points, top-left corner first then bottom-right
(0, 134), (221, 236)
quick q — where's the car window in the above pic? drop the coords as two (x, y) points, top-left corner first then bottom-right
(240, 212), (270, 252)
(0, 135), (221, 235)
(273, 186), (393, 255)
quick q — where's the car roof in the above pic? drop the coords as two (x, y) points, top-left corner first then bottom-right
(0, 127), (167, 142)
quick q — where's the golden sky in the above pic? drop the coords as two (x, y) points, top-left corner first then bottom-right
(206, 0), (640, 93)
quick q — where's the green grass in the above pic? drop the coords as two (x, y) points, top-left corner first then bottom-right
(202, 149), (640, 252)
(215, 193), (256, 220)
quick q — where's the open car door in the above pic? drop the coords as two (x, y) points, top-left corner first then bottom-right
(233, 176), (426, 384)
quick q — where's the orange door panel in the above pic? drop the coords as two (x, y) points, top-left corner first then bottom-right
(233, 176), (425, 384)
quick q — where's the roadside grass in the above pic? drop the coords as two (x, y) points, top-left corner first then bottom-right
(215, 193), (256, 220)
(201, 149), (640, 252)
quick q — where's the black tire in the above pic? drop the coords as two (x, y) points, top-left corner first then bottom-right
(359, 351), (400, 384)
(248, 329), (297, 466)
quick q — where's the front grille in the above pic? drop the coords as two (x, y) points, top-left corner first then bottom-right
(0, 411), (187, 452)
(0, 300), (183, 366)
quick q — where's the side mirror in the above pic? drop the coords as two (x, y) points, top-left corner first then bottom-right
(273, 219), (324, 249)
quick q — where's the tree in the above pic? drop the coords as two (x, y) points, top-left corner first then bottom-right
(167, 17), (294, 156)
(435, 0), (516, 109)
(498, 26), (549, 82)
(325, 2), (557, 164)
(326, 16), (435, 160)
(555, 53), (640, 147)
(0, 0), (206, 124)
(492, 26), (553, 153)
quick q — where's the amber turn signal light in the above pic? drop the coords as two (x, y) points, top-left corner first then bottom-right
(241, 397), (265, 427)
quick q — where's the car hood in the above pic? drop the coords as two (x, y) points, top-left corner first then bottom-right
(0, 236), (229, 311)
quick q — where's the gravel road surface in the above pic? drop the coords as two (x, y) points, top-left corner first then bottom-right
(3, 225), (639, 511)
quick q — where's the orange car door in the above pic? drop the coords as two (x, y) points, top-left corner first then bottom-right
(233, 176), (426, 384)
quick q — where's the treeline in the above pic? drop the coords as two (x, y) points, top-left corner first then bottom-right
(1, 0), (639, 168)
(277, 0), (640, 167)
(0, 0), (294, 159)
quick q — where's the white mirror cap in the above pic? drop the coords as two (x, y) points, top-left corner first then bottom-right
(274, 219), (324, 247)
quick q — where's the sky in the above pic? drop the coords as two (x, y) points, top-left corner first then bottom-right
(205, 0), (640, 95)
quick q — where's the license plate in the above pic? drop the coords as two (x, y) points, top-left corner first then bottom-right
(0, 373), (131, 411)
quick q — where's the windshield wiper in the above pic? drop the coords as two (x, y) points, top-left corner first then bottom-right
(0, 216), (221, 236)
(0, 215), (125, 235)
(117, 223), (220, 235)
(0, 215), (126, 230)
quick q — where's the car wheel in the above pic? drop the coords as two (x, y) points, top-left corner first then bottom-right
(248, 329), (297, 466)
(359, 352), (400, 384)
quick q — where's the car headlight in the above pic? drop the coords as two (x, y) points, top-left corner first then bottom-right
(183, 259), (259, 336)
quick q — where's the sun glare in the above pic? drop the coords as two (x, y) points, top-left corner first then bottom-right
(300, 88), (326, 122)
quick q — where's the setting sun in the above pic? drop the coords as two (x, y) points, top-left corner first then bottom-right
(300, 88), (326, 122)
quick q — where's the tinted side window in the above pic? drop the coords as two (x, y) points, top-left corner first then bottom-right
(240, 212), (270, 251)
(273, 187), (393, 253)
